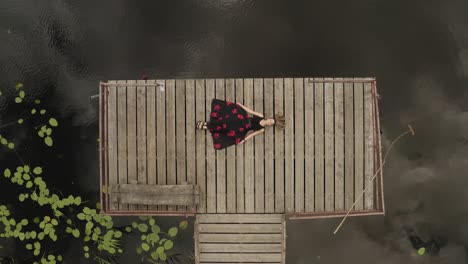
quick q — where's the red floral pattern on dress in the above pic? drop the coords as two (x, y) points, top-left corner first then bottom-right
(226, 101), (232, 106)
(235, 138), (241, 144)
(237, 114), (244, 120)
(216, 126), (222, 131)
(238, 127), (245, 132)
(209, 128), (213, 132)
(222, 124), (227, 129)
(218, 117), (223, 120)
(214, 143), (221, 149)
(213, 133), (220, 139)
(227, 130), (236, 137)
(245, 123), (250, 129)
(211, 112), (218, 118)
(225, 114), (230, 118)
(214, 105), (221, 111)
(232, 109), (238, 114)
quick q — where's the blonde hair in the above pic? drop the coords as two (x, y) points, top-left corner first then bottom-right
(274, 112), (286, 130)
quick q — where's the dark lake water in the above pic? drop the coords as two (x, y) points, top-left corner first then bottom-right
(1, 0), (468, 263)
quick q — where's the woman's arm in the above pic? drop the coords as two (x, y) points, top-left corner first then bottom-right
(236, 102), (264, 118)
(240, 128), (265, 144)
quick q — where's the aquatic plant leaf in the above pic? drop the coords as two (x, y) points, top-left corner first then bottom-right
(26, 244), (33, 250)
(125, 227), (132, 232)
(38, 131), (44, 137)
(7, 143), (14, 149)
(85, 221), (93, 232)
(418, 247), (426, 255)
(179, 220), (188, 230)
(18, 119), (24, 124)
(33, 167), (42, 175)
(114, 231), (122, 238)
(15, 97), (22, 103)
(159, 251), (167, 261)
(51, 219), (58, 226)
(33, 217), (40, 224)
(151, 251), (159, 260)
(19, 90), (25, 98)
(26, 181), (33, 188)
(168, 227), (178, 237)
(164, 240), (173, 250)
(74, 196), (81, 205)
(84, 253), (89, 258)
(19, 194), (25, 202)
(45, 136), (53, 146)
(40, 110), (46, 115)
(49, 118), (58, 127)
(141, 243), (150, 251)
(34, 99), (40, 104)
(138, 223), (148, 232)
(1, 138), (7, 145)
(4, 169), (11, 178)
(31, 109), (36, 114)
(136, 247), (142, 254)
(72, 229), (80, 238)
(83, 246), (89, 252)
(151, 225), (160, 234)
(15, 83), (23, 90)
(23, 173), (30, 180)
(156, 246), (164, 254)
(84, 235), (90, 242)
(46, 128), (52, 136)
(149, 218), (155, 226)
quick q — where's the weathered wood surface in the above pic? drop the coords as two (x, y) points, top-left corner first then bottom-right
(104, 78), (380, 216)
(196, 214), (285, 264)
(110, 184), (200, 205)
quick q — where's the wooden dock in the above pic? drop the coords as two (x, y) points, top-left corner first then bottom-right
(98, 77), (384, 263)
(100, 77), (383, 217)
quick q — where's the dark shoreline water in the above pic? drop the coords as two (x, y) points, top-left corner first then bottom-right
(1, 0), (468, 263)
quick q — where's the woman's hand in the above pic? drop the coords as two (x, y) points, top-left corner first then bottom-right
(239, 139), (245, 145)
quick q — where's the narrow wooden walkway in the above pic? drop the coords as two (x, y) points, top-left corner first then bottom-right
(99, 78), (383, 217)
(195, 214), (286, 264)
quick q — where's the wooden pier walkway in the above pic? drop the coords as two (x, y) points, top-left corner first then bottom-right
(99, 77), (383, 218)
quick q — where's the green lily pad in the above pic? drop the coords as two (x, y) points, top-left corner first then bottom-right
(44, 136), (53, 146)
(15, 97), (22, 103)
(18, 119), (24, 124)
(40, 109), (46, 115)
(15, 83), (23, 90)
(417, 247), (426, 256)
(31, 109), (36, 114)
(19, 90), (25, 98)
(49, 118), (58, 127)
(1, 138), (7, 145)
(179, 220), (188, 230)
(141, 243), (150, 251)
(34, 99), (40, 104)
(4, 169), (11, 178)
(7, 143), (14, 149)
(138, 223), (148, 232)
(164, 240), (173, 250)
(168, 227), (178, 237)
(72, 229), (80, 238)
(33, 167), (42, 175)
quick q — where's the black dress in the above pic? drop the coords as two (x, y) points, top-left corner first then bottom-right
(207, 99), (264, 150)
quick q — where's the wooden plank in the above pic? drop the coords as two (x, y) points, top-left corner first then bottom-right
(198, 224), (283, 233)
(156, 80), (167, 211)
(334, 78), (345, 211)
(314, 78), (324, 211)
(215, 79), (226, 213)
(264, 78), (274, 213)
(186, 79), (196, 211)
(235, 79), (245, 213)
(195, 79), (206, 213)
(324, 79), (334, 211)
(304, 78), (314, 212)
(354, 82), (364, 210)
(194, 219), (200, 264)
(117, 81), (128, 211)
(274, 78), (285, 213)
(284, 78), (294, 213)
(199, 243), (282, 253)
(200, 253), (282, 263)
(175, 79), (187, 211)
(254, 78), (265, 213)
(199, 263), (281, 264)
(107, 81), (118, 210)
(112, 193), (199, 206)
(166, 79), (177, 211)
(146, 80), (157, 211)
(126, 80), (137, 209)
(225, 79), (236, 213)
(244, 79), (255, 213)
(205, 79), (216, 213)
(136, 80), (147, 211)
(294, 78), (305, 212)
(199, 234), (282, 243)
(364, 82), (375, 210)
(197, 214), (284, 223)
(110, 184), (199, 194)
(344, 81), (355, 210)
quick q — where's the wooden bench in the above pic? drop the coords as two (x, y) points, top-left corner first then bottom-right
(110, 184), (200, 206)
